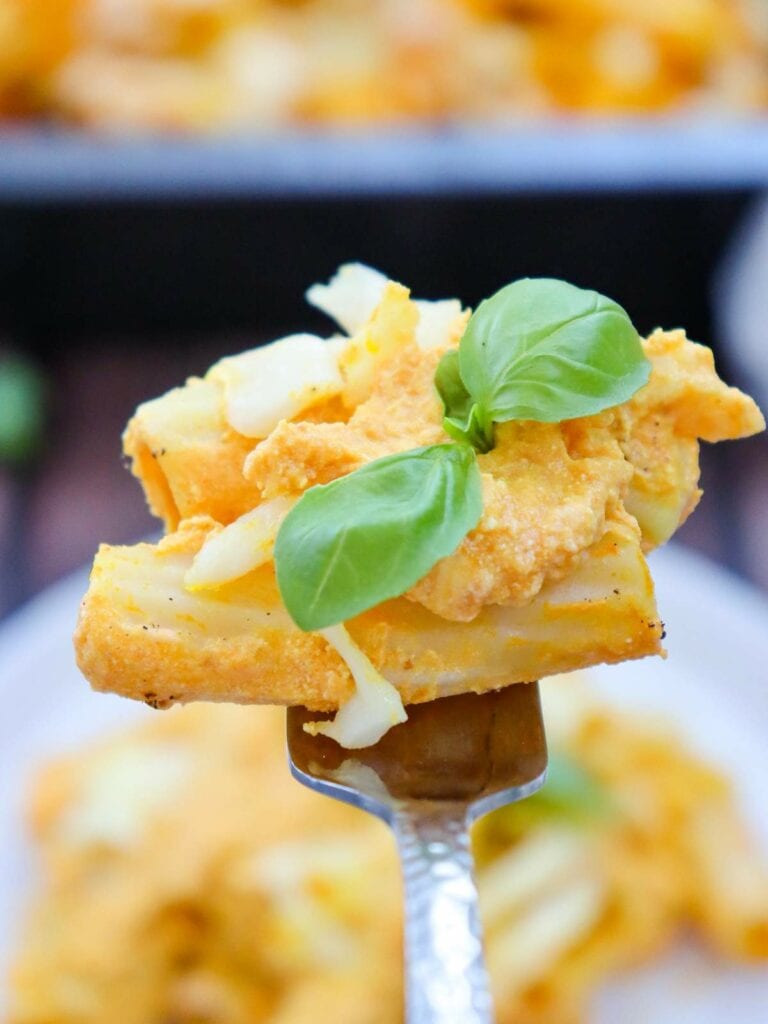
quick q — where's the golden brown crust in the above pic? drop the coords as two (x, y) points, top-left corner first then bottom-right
(634, 328), (765, 442)
(243, 419), (366, 497)
(411, 421), (633, 619)
(74, 515), (662, 710)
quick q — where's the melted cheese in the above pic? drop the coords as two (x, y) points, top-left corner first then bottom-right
(307, 261), (467, 352)
(338, 281), (419, 406)
(208, 333), (344, 438)
(58, 743), (192, 848)
(184, 496), (295, 589)
(414, 297), (467, 350)
(306, 263), (388, 336)
(305, 624), (407, 748)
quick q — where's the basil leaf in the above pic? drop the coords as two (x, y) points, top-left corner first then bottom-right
(435, 350), (494, 453)
(0, 356), (45, 466)
(275, 443), (483, 631)
(483, 752), (615, 842)
(537, 752), (615, 821)
(459, 278), (650, 424)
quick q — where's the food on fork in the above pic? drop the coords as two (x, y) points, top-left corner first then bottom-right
(74, 264), (764, 746)
(9, 681), (768, 1024)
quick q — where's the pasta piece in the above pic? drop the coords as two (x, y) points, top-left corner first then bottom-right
(480, 828), (596, 929)
(684, 803), (768, 958)
(123, 376), (260, 529)
(487, 874), (607, 999)
(75, 514), (661, 710)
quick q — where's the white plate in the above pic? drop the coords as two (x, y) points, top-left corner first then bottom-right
(1, 544), (768, 1019)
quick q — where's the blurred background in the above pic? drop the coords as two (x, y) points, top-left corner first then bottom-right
(1, 0), (768, 620)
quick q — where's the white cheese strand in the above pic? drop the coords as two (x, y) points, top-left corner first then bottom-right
(306, 263), (389, 336)
(185, 496), (295, 589)
(307, 262), (467, 351)
(414, 298), (465, 350)
(208, 333), (343, 438)
(305, 624), (408, 748)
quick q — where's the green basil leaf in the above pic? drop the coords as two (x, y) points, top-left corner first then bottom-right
(536, 752), (615, 820)
(0, 356), (45, 465)
(459, 278), (650, 424)
(435, 350), (494, 453)
(483, 752), (616, 842)
(435, 350), (471, 424)
(275, 443), (483, 631)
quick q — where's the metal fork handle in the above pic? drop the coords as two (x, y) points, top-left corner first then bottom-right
(393, 807), (493, 1024)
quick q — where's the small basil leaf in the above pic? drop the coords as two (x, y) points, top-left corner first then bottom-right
(0, 356), (45, 466)
(537, 752), (615, 821)
(459, 278), (650, 424)
(435, 350), (471, 422)
(435, 350), (495, 452)
(275, 443), (483, 631)
(441, 406), (492, 453)
(483, 752), (616, 842)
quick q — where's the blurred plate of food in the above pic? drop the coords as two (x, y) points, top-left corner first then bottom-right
(1, 539), (768, 1022)
(3, 0), (768, 199)
(3, 0), (768, 129)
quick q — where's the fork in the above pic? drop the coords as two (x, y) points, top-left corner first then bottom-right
(287, 682), (548, 1024)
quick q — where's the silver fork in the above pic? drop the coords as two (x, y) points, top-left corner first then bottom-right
(287, 682), (548, 1024)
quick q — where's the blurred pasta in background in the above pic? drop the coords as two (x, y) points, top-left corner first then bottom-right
(0, 0), (767, 131)
(8, 676), (768, 1024)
